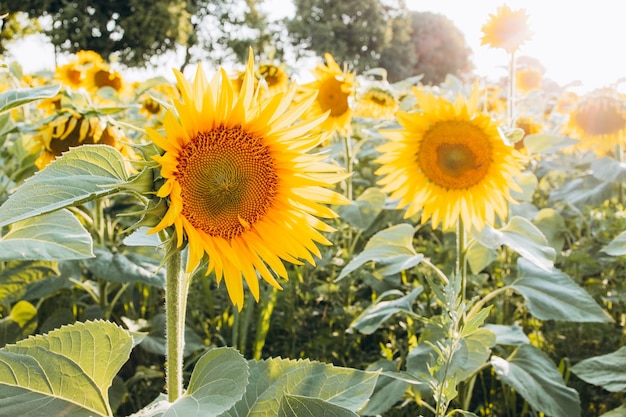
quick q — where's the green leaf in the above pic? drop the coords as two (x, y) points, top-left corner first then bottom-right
(491, 344), (581, 417)
(360, 360), (408, 416)
(0, 300), (38, 347)
(348, 287), (423, 335)
(83, 248), (165, 288)
(466, 242), (498, 274)
(447, 411), (480, 417)
(449, 329), (495, 382)
(599, 404), (626, 417)
(591, 157), (626, 183)
(0, 320), (134, 417)
(337, 224), (422, 280)
(134, 348), (248, 417)
(483, 324), (529, 345)
(523, 134), (578, 154)
(221, 357), (379, 416)
(0, 145), (129, 228)
(510, 258), (613, 323)
(336, 187), (386, 231)
(602, 230), (626, 256)
(549, 175), (612, 207)
(510, 171), (538, 202)
(533, 208), (566, 252)
(571, 345), (626, 392)
(278, 395), (358, 417)
(0, 209), (94, 261)
(0, 261), (59, 304)
(0, 84), (60, 114)
(476, 216), (555, 271)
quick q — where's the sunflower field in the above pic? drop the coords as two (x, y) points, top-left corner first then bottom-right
(1, 4), (626, 417)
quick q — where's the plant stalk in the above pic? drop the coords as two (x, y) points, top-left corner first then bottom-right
(165, 247), (188, 402)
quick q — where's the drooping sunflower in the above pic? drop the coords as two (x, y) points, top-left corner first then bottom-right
(34, 109), (137, 170)
(564, 91), (626, 155)
(299, 53), (356, 135)
(354, 84), (399, 121)
(147, 51), (350, 309)
(375, 85), (526, 232)
(481, 5), (532, 54)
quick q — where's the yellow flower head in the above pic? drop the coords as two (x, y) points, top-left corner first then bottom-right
(34, 109), (136, 170)
(233, 62), (291, 98)
(354, 85), (399, 121)
(481, 5), (532, 54)
(516, 67), (542, 93)
(147, 50), (350, 309)
(564, 91), (626, 155)
(84, 61), (126, 94)
(299, 53), (356, 135)
(375, 85), (527, 232)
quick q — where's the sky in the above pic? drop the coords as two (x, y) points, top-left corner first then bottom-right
(5, 0), (626, 93)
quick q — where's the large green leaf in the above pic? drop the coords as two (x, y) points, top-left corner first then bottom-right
(0, 145), (130, 228)
(0, 260), (59, 304)
(0, 209), (93, 261)
(602, 230), (626, 256)
(600, 404), (626, 417)
(83, 248), (165, 288)
(221, 357), (379, 416)
(510, 258), (613, 322)
(0, 84), (60, 114)
(336, 187), (385, 231)
(523, 134), (578, 154)
(133, 348), (249, 417)
(348, 287), (423, 335)
(337, 223), (422, 280)
(483, 324), (529, 346)
(476, 216), (555, 271)
(571, 346), (626, 392)
(0, 300), (37, 347)
(491, 344), (581, 417)
(279, 395), (358, 417)
(0, 320), (134, 417)
(360, 360), (408, 416)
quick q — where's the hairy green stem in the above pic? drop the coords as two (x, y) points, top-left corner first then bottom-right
(165, 247), (188, 402)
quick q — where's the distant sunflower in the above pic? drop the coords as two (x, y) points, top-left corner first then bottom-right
(147, 51), (350, 309)
(35, 109), (136, 169)
(375, 86), (526, 232)
(233, 62), (290, 98)
(55, 62), (84, 89)
(354, 85), (398, 120)
(565, 92), (626, 154)
(84, 62), (125, 94)
(516, 67), (542, 93)
(481, 5), (532, 54)
(299, 53), (355, 135)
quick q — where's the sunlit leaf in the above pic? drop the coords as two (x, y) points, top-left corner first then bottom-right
(0, 261), (58, 305)
(510, 171), (537, 202)
(279, 395), (358, 417)
(483, 324), (529, 346)
(337, 187), (385, 231)
(599, 404), (626, 417)
(348, 287), (423, 335)
(0, 84), (60, 114)
(491, 344), (581, 417)
(571, 345), (626, 392)
(133, 348), (248, 417)
(0, 209), (93, 261)
(0, 320), (133, 417)
(221, 357), (379, 416)
(510, 258), (613, 323)
(523, 134), (578, 154)
(360, 360), (408, 416)
(476, 216), (555, 271)
(591, 157), (626, 183)
(602, 230), (626, 256)
(337, 223), (422, 280)
(0, 145), (129, 228)
(83, 248), (165, 288)
(0, 300), (37, 347)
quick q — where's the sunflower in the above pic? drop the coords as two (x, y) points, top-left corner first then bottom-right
(516, 67), (542, 93)
(233, 62), (291, 98)
(84, 61), (126, 94)
(375, 85), (526, 232)
(55, 62), (84, 89)
(481, 5), (532, 54)
(564, 92), (626, 155)
(147, 51), (350, 309)
(354, 85), (399, 120)
(34, 109), (136, 169)
(299, 53), (356, 135)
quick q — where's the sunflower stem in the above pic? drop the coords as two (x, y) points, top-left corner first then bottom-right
(165, 245), (188, 403)
(342, 132), (353, 201)
(507, 50), (517, 128)
(456, 219), (468, 306)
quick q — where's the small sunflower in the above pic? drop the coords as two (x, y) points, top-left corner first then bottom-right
(354, 85), (399, 120)
(481, 5), (532, 54)
(147, 51), (350, 309)
(34, 109), (136, 170)
(233, 62), (290, 98)
(565, 92), (626, 155)
(55, 62), (84, 89)
(84, 62), (126, 94)
(516, 67), (542, 93)
(375, 85), (526, 232)
(299, 53), (356, 135)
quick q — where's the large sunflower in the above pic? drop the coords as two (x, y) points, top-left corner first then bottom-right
(375, 86), (526, 232)
(299, 53), (355, 135)
(147, 52), (350, 309)
(481, 5), (532, 54)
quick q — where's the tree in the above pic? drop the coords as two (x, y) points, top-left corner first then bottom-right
(286, 0), (394, 72)
(391, 11), (472, 84)
(377, 9), (417, 83)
